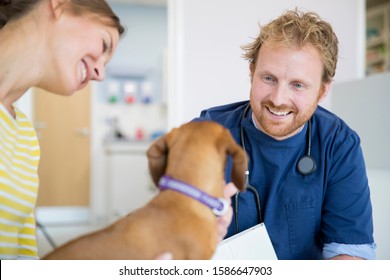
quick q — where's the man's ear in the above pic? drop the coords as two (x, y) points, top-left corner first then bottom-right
(50, 0), (67, 19)
(249, 63), (255, 83)
(319, 82), (332, 103)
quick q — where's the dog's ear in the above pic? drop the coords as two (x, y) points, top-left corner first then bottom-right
(224, 130), (247, 191)
(146, 135), (168, 187)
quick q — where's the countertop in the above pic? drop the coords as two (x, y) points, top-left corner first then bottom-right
(104, 139), (153, 154)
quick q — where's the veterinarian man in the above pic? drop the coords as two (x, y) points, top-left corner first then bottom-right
(195, 9), (375, 260)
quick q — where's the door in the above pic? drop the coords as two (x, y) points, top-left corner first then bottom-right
(33, 86), (91, 206)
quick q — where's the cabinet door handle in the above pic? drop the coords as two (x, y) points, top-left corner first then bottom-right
(34, 121), (48, 129)
(75, 127), (90, 137)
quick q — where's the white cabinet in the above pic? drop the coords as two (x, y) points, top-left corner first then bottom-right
(105, 142), (158, 223)
(366, 3), (390, 75)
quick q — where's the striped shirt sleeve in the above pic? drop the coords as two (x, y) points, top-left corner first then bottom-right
(0, 104), (40, 259)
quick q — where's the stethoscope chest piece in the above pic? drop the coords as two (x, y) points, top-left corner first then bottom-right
(234, 103), (317, 233)
(297, 155), (316, 175)
(241, 103), (317, 176)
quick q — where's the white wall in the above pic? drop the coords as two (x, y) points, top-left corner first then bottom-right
(331, 73), (390, 260)
(332, 72), (390, 170)
(90, 4), (167, 224)
(167, 0), (366, 128)
(366, 169), (390, 260)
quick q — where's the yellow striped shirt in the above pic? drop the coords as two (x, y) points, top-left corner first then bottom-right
(0, 103), (40, 259)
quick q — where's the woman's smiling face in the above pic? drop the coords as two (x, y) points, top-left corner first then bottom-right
(41, 12), (119, 96)
(249, 42), (331, 140)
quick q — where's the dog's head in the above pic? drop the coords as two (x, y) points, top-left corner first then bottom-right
(146, 121), (247, 192)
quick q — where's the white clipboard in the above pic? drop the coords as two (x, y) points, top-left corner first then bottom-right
(212, 223), (278, 260)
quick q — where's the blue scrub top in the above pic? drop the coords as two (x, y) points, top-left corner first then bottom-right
(195, 101), (374, 260)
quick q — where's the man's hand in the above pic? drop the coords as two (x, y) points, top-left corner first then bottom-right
(217, 182), (238, 242)
(329, 254), (364, 260)
(155, 252), (173, 260)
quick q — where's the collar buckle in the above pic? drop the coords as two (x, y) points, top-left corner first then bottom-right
(212, 198), (229, 216)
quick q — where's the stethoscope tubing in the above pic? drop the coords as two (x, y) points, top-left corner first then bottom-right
(234, 103), (315, 233)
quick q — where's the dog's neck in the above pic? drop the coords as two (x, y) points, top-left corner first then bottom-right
(158, 175), (228, 217)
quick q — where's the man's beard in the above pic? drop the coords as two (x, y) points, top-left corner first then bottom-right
(250, 98), (317, 139)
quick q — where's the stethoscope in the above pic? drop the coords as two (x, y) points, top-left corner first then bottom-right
(233, 103), (316, 233)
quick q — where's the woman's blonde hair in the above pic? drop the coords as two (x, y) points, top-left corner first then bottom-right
(242, 9), (338, 84)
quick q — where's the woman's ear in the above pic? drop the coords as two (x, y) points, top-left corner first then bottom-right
(50, 0), (67, 19)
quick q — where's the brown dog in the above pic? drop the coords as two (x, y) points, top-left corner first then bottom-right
(43, 121), (246, 259)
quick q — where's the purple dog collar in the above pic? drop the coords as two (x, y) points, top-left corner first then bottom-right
(158, 175), (229, 217)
